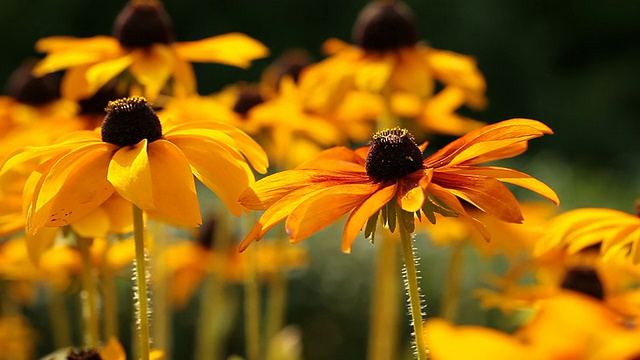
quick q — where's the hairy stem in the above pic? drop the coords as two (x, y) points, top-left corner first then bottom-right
(133, 204), (151, 360)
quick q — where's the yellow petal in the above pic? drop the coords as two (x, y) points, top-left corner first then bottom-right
(169, 136), (254, 216)
(398, 179), (425, 212)
(239, 170), (314, 210)
(391, 49), (433, 97)
(101, 194), (134, 234)
(107, 139), (154, 210)
(147, 140), (201, 226)
(61, 66), (94, 101)
(29, 143), (115, 231)
(286, 183), (376, 243)
(172, 59), (197, 97)
(342, 184), (396, 253)
(129, 45), (174, 100)
(25, 227), (59, 265)
(355, 55), (395, 92)
(70, 206), (110, 239)
(173, 33), (269, 68)
(85, 53), (135, 96)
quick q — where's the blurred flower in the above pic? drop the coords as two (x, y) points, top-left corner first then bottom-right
(534, 207), (640, 263)
(423, 202), (557, 257)
(300, 1), (486, 136)
(1, 96), (267, 236)
(0, 314), (35, 360)
(44, 337), (163, 360)
(239, 119), (558, 253)
(425, 291), (640, 360)
(32, 0), (268, 101)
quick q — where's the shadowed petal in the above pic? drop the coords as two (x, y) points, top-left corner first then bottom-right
(433, 172), (523, 223)
(342, 183), (396, 253)
(147, 140), (201, 226)
(129, 45), (174, 100)
(29, 143), (115, 231)
(85, 53), (135, 96)
(107, 139), (154, 210)
(169, 136), (255, 216)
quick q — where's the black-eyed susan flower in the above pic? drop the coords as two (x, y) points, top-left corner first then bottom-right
(239, 118), (559, 253)
(1, 96), (267, 234)
(32, 0), (269, 101)
(534, 207), (640, 264)
(299, 0), (487, 136)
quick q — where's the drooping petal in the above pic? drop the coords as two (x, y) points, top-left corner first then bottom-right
(172, 59), (197, 97)
(427, 183), (491, 240)
(239, 170), (315, 210)
(147, 140), (201, 226)
(25, 227), (59, 265)
(164, 121), (268, 174)
(129, 45), (175, 100)
(391, 48), (433, 97)
(29, 143), (115, 231)
(107, 139), (154, 210)
(398, 175), (426, 212)
(433, 172), (523, 223)
(342, 183), (396, 253)
(61, 66), (94, 101)
(286, 183), (377, 243)
(169, 136), (255, 216)
(173, 33), (269, 68)
(239, 185), (332, 251)
(420, 86), (486, 136)
(70, 206), (110, 239)
(354, 54), (395, 92)
(444, 166), (560, 205)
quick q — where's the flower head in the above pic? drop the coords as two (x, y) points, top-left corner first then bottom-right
(239, 119), (558, 253)
(1, 96), (267, 234)
(33, 1), (269, 100)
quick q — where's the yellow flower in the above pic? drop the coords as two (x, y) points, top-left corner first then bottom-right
(1, 96), (267, 234)
(423, 202), (557, 257)
(0, 314), (35, 360)
(32, 1), (269, 101)
(425, 292), (640, 360)
(535, 207), (640, 263)
(299, 1), (486, 136)
(239, 119), (558, 253)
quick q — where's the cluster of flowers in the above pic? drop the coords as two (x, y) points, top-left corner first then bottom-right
(1, 0), (639, 359)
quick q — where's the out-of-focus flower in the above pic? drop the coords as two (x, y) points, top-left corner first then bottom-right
(239, 119), (558, 253)
(43, 337), (163, 360)
(423, 202), (557, 257)
(425, 292), (640, 360)
(534, 207), (640, 263)
(0, 314), (35, 360)
(300, 1), (486, 136)
(1, 96), (267, 236)
(33, 0), (268, 101)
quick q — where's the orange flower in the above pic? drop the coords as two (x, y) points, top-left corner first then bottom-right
(239, 119), (559, 253)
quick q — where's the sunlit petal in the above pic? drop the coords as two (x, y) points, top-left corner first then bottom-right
(173, 33), (269, 68)
(107, 139), (154, 209)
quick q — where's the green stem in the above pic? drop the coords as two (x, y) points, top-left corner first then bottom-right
(244, 245), (262, 360)
(102, 263), (118, 342)
(77, 236), (100, 348)
(265, 235), (288, 349)
(133, 204), (151, 360)
(368, 229), (400, 360)
(440, 243), (465, 322)
(398, 224), (427, 360)
(49, 289), (72, 349)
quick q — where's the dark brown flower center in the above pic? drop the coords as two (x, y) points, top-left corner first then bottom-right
(66, 348), (102, 360)
(113, 2), (175, 48)
(352, 1), (419, 51)
(232, 90), (265, 117)
(101, 96), (162, 147)
(365, 127), (423, 182)
(5, 60), (60, 106)
(560, 267), (604, 300)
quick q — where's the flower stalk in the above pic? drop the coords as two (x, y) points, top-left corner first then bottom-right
(244, 245), (262, 360)
(133, 204), (151, 360)
(77, 236), (100, 348)
(398, 212), (427, 360)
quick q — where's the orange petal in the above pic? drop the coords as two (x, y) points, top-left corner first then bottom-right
(342, 183), (396, 253)
(147, 140), (201, 226)
(85, 54), (135, 96)
(239, 170), (315, 210)
(286, 183), (377, 243)
(433, 172), (523, 223)
(173, 33), (269, 68)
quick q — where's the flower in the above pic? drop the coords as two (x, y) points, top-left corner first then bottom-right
(534, 207), (640, 263)
(1, 96), (267, 234)
(239, 119), (558, 253)
(299, 1), (487, 136)
(32, 0), (269, 101)
(424, 292), (640, 360)
(44, 337), (163, 360)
